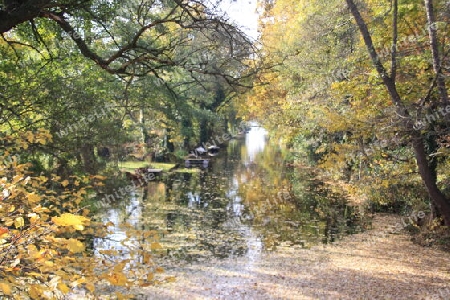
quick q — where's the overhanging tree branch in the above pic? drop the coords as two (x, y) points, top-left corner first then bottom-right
(345, 0), (407, 116)
(0, 0), (53, 33)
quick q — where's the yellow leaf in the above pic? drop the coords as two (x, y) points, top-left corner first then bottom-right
(99, 249), (119, 256)
(52, 213), (89, 230)
(57, 283), (70, 294)
(14, 217), (24, 229)
(150, 242), (162, 250)
(0, 282), (12, 295)
(27, 213), (39, 223)
(85, 282), (95, 293)
(29, 285), (42, 300)
(70, 277), (86, 288)
(147, 273), (154, 281)
(155, 267), (164, 273)
(12, 175), (23, 184)
(25, 132), (34, 143)
(44, 261), (54, 267)
(27, 193), (41, 203)
(143, 253), (151, 264)
(36, 137), (47, 145)
(61, 180), (69, 187)
(113, 260), (129, 273)
(66, 238), (85, 253)
(106, 272), (128, 286)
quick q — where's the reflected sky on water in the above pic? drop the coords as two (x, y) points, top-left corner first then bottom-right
(94, 126), (359, 265)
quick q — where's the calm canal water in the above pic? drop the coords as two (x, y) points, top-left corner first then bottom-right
(94, 127), (361, 264)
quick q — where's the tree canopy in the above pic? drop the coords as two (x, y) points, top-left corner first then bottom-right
(0, 0), (258, 297)
(243, 0), (450, 224)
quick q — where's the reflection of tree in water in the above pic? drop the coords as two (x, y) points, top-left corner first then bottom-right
(238, 144), (363, 249)
(141, 170), (250, 262)
(99, 135), (364, 267)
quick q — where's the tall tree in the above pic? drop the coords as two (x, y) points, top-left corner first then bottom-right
(345, 0), (450, 224)
(247, 0), (450, 222)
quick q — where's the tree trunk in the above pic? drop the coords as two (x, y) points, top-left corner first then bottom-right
(412, 132), (450, 225)
(80, 143), (98, 174)
(424, 0), (448, 105)
(165, 129), (175, 153)
(200, 118), (209, 144)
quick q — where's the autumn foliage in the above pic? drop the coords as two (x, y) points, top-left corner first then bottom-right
(240, 0), (450, 222)
(0, 131), (162, 298)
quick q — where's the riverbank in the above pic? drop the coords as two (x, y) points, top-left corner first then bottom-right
(139, 213), (450, 299)
(118, 161), (177, 173)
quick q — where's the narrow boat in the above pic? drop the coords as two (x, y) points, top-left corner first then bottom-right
(184, 158), (209, 168)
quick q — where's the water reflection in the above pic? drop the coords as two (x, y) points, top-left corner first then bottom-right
(94, 126), (360, 264)
(244, 126), (267, 164)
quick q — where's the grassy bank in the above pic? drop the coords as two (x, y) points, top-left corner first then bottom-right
(118, 161), (177, 172)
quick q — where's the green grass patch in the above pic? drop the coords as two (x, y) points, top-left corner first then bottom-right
(118, 161), (149, 170)
(151, 162), (177, 171)
(173, 168), (201, 173)
(118, 161), (177, 172)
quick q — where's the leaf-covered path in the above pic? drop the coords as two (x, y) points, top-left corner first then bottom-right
(140, 214), (450, 299)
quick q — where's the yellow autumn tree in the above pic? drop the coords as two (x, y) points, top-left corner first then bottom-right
(0, 130), (161, 298)
(243, 0), (449, 215)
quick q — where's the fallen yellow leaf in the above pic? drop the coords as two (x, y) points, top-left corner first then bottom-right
(27, 193), (41, 203)
(106, 272), (128, 286)
(0, 282), (12, 295)
(57, 282), (70, 294)
(14, 217), (24, 229)
(150, 242), (162, 250)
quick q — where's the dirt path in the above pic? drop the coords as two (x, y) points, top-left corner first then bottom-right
(139, 214), (450, 299)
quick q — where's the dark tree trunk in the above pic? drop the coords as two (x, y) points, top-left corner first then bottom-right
(412, 132), (450, 225)
(165, 129), (175, 153)
(80, 143), (98, 174)
(56, 158), (70, 180)
(199, 118), (213, 145)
